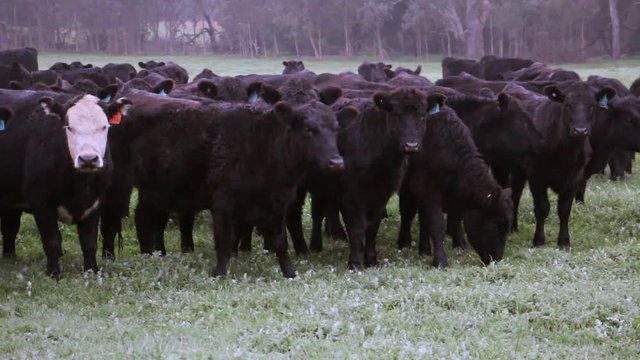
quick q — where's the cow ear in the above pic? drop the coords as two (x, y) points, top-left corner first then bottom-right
(246, 82), (263, 102)
(260, 84), (282, 105)
(157, 62), (166, 67)
(84, 64), (93, 69)
(273, 101), (301, 128)
(8, 81), (24, 90)
(318, 86), (342, 106)
(282, 61), (288, 66)
(39, 97), (65, 118)
(427, 93), (447, 114)
(298, 61), (304, 67)
(414, 65), (422, 75)
(373, 92), (392, 112)
(497, 93), (510, 109)
(197, 80), (218, 98)
(595, 87), (616, 109)
(138, 62), (146, 69)
(544, 86), (565, 103)
(0, 107), (13, 129)
(98, 85), (119, 103)
(154, 79), (174, 95)
(337, 106), (359, 128)
(106, 98), (133, 125)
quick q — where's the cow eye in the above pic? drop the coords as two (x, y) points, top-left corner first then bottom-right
(101, 125), (108, 131)
(65, 126), (74, 133)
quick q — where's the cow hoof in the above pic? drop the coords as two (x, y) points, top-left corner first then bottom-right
(294, 248), (310, 256)
(2, 252), (16, 258)
(432, 259), (448, 269)
(347, 261), (364, 271)
(452, 243), (468, 251)
(559, 244), (571, 252)
(102, 252), (115, 261)
(533, 238), (546, 247)
(282, 269), (297, 279)
(364, 256), (378, 268)
(214, 266), (228, 278)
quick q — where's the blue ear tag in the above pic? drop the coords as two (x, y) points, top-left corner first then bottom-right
(0, 120), (5, 131)
(102, 94), (112, 103)
(429, 103), (440, 115)
(159, 89), (168, 97)
(598, 94), (609, 109)
(248, 91), (258, 103)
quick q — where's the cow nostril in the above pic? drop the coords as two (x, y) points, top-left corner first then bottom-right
(403, 141), (420, 153)
(573, 127), (589, 136)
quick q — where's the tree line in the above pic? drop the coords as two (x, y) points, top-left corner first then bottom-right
(0, 0), (638, 62)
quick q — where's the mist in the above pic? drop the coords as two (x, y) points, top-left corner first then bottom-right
(0, 0), (638, 62)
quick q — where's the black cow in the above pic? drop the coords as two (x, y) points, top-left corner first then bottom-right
(630, 77), (640, 97)
(31, 70), (61, 86)
(0, 47), (38, 71)
(0, 94), (130, 277)
(58, 67), (110, 88)
(282, 60), (306, 74)
(103, 63), (137, 83)
(193, 68), (219, 82)
(441, 57), (482, 78)
(398, 104), (513, 266)
(503, 82), (615, 248)
(0, 62), (32, 88)
(501, 63), (580, 82)
(206, 92), (348, 278)
(138, 61), (188, 84)
(480, 56), (534, 81)
(357, 61), (392, 82)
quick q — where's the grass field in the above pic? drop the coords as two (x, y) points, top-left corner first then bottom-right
(1, 54), (639, 359)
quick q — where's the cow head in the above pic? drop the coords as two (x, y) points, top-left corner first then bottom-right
(358, 61), (390, 83)
(463, 188), (513, 265)
(544, 82), (616, 138)
(271, 100), (349, 173)
(282, 60), (305, 74)
(372, 88), (442, 154)
(39, 95), (132, 172)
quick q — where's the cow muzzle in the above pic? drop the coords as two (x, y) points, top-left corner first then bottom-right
(76, 153), (103, 171)
(402, 141), (421, 153)
(571, 127), (589, 137)
(326, 156), (345, 172)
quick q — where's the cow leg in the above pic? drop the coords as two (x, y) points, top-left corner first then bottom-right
(1, 209), (21, 257)
(134, 197), (157, 255)
(309, 190), (327, 253)
(343, 212), (366, 270)
(510, 167), (527, 232)
(267, 222), (296, 278)
(32, 208), (62, 278)
(574, 178), (586, 204)
(179, 210), (196, 253)
(530, 182), (550, 247)
(397, 183), (416, 249)
(236, 222), (253, 253)
(557, 191), (575, 250)
(324, 200), (347, 241)
(420, 199), (447, 268)
(153, 212), (169, 256)
(286, 186), (309, 255)
(364, 216), (382, 267)
(77, 213), (99, 273)
(417, 206), (432, 256)
(99, 208), (120, 260)
(447, 208), (467, 250)
(213, 212), (235, 277)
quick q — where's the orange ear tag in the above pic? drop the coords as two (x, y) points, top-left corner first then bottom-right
(109, 112), (122, 125)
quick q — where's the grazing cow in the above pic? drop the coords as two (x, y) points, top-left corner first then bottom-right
(31, 70), (61, 86)
(0, 62), (32, 88)
(441, 57), (482, 78)
(57, 67), (110, 88)
(0, 47), (38, 71)
(103, 63), (137, 83)
(282, 60), (306, 74)
(397, 104), (513, 266)
(0, 94), (131, 277)
(500, 63), (580, 82)
(357, 61), (392, 82)
(503, 82), (615, 248)
(138, 61), (188, 84)
(393, 65), (422, 76)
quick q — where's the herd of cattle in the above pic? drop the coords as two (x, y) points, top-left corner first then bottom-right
(1, 47), (639, 279)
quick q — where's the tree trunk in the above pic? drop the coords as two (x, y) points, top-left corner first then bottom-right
(489, 17), (494, 55)
(465, 0), (491, 57)
(294, 32), (300, 57)
(273, 33), (280, 56)
(609, 0), (621, 59)
(343, 0), (352, 56)
(202, 13), (216, 54)
(307, 27), (320, 57)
